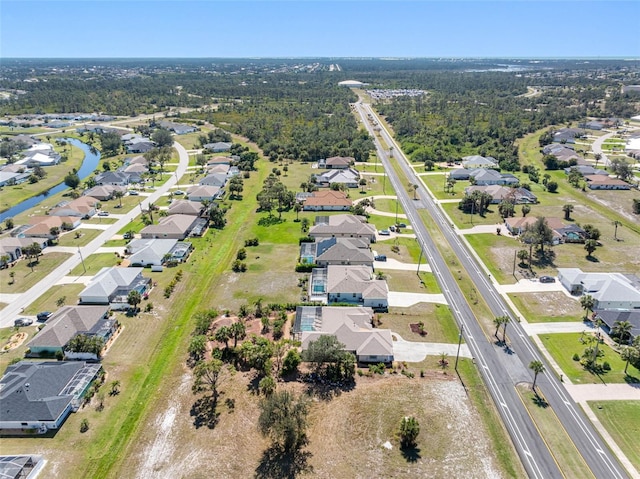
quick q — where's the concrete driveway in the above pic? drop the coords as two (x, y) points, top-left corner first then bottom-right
(388, 291), (447, 307)
(374, 258), (431, 272)
(392, 332), (471, 362)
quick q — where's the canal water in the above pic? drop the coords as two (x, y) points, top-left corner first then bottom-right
(0, 139), (101, 222)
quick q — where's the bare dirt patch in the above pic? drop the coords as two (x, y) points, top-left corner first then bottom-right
(2, 332), (28, 352)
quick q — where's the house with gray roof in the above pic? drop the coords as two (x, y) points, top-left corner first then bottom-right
(470, 168), (519, 186)
(168, 199), (203, 216)
(83, 184), (126, 201)
(564, 165), (608, 177)
(464, 185), (537, 204)
(187, 185), (220, 202)
(294, 306), (393, 363)
(27, 305), (115, 359)
(594, 309), (640, 341)
(204, 142), (232, 153)
(542, 144), (582, 163)
(553, 128), (585, 144)
(79, 267), (150, 310)
(200, 172), (227, 188)
(309, 214), (377, 243)
(300, 237), (373, 266)
(140, 214), (199, 240)
(125, 238), (191, 266)
(325, 264), (388, 310)
(0, 361), (102, 434)
(462, 155), (498, 169)
(314, 168), (360, 188)
(318, 156), (354, 169)
(449, 169), (471, 181)
(557, 268), (640, 310)
(95, 171), (141, 187)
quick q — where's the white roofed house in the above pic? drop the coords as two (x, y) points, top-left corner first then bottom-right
(294, 306), (393, 363)
(314, 168), (360, 189)
(203, 142), (232, 153)
(79, 267), (151, 310)
(125, 238), (193, 266)
(557, 268), (640, 310)
(462, 155), (498, 169)
(325, 264), (388, 310)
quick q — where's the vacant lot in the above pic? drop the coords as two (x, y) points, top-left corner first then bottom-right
(509, 292), (583, 323)
(539, 333), (640, 384)
(22, 283), (86, 316)
(56, 228), (103, 247)
(588, 400), (640, 472)
(69, 253), (119, 276)
(379, 303), (459, 343)
(121, 373), (509, 479)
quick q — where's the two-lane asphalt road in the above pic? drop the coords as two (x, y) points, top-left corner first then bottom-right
(355, 101), (629, 479)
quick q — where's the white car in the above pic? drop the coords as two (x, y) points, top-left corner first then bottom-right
(174, 190), (185, 195)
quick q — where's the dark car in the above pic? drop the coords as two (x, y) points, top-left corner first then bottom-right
(539, 276), (555, 283)
(375, 255), (387, 262)
(37, 311), (53, 322)
(14, 318), (33, 327)
(397, 223), (407, 228)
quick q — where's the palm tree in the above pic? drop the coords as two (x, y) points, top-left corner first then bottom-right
(493, 316), (504, 338)
(562, 204), (574, 221)
(517, 249), (529, 267)
(611, 320), (633, 345)
(521, 204), (531, 217)
(580, 295), (595, 320)
(620, 346), (638, 375)
(114, 190), (124, 208)
(592, 318), (605, 364)
(529, 360), (545, 394)
(594, 153), (602, 168)
(584, 239), (598, 258)
(502, 316), (510, 343)
(612, 220), (622, 241)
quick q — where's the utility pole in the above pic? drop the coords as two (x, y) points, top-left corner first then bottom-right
(395, 198), (399, 226)
(417, 244), (423, 275)
(513, 249), (517, 278)
(78, 246), (86, 274)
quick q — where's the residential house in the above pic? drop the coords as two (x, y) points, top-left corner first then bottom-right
(504, 216), (583, 244)
(126, 155), (149, 167)
(314, 168), (360, 188)
(464, 185), (537, 204)
(49, 196), (99, 219)
(578, 120), (604, 131)
(0, 361), (102, 434)
(318, 156), (354, 169)
(309, 214), (377, 243)
(543, 144), (582, 163)
(200, 172), (227, 188)
(15, 143), (61, 167)
(303, 190), (352, 211)
(584, 175), (631, 190)
(203, 142), (232, 153)
(22, 216), (80, 240)
(470, 168), (519, 186)
(125, 238), (191, 266)
(127, 141), (155, 154)
(95, 171), (141, 187)
(206, 156), (232, 166)
(168, 199), (203, 216)
(564, 165), (608, 177)
(449, 169), (471, 181)
(140, 214), (199, 240)
(462, 155), (498, 169)
(26, 306), (115, 359)
(123, 163), (148, 175)
(0, 237), (48, 265)
(159, 120), (198, 135)
(557, 268), (640, 309)
(553, 128), (585, 144)
(83, 184), (126, 201)
(294, 306), (394, 363)
(206, 164), (230, 176)
(594, 309), (640, 341)
(325, 265), (388, 310)
(187, 185), (220, 202)
(79, 267), (151, 310)
(300, 237), (373, 268)
(0, 170), (31, 187)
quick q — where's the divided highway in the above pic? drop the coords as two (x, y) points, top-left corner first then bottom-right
(354, 101), (629, 479)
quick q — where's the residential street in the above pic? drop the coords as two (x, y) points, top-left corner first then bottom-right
(0, 141), (190, 328)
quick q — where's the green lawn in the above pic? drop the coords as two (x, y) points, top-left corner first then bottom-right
(374, 198), (405, 216)
(385, 270), (437, 294)
(508, 292), (583, 323)
(23, 283), (86, 315)
(378, 303), (460, 344)
(56, 228), (103, 247)
(518, 386), (594, 479)
(588, 401), (640, 471)
(0, 253), (72, 293)
(539, 333), (640, 384)
(464, 234), (520, 284)
(374, 236), (423, 263)
(69, 253), (119, 275)
(420, 172), (466, 200)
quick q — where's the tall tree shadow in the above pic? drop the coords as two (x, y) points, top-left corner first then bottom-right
(190, 394), (220, 429)
(401, 446), (422, 463)
(255, 445), (313, 479)
(532, 394), (549, 408)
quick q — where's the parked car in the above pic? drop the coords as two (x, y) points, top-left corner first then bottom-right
(129, 190), (139, 196)
(397, 223), (407, 228)
(37, 311), (53, 322)
(539, 276), (556, 283)
(14, 318), (33, 327)
(375, 254), (387, 261)
(379, 229), (391, 236)
(98, 211), (110, 216)
(123, 232), (133, 240)
(174, 190), (185, 195)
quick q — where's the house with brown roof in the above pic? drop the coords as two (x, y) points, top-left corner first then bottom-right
(83, 185), (126, 201)
(140, 214), (199, 240)
(294, 306), (393, 363)
(168, 199), (203, 216)
(22, 216), (81, 239)
(49, 196), (99, 219)
(584, 175), (631, 190)
(309, 214), (377, 243)
(303, 190), (352, 211)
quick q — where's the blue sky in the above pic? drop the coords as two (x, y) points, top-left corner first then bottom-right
(1, 1), (639, 58)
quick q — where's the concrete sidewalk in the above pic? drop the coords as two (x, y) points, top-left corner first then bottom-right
(374, 258), (431, 272)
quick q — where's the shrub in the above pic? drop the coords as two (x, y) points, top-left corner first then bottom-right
(572, 353), (580, 361)
(295, 263), (316, 273)
(80, 419), (89, 433)
(232, 260), (247, 272)
(602, 361), (611, 371)
(144, 302), (154, 312)
(244, 237), (260, 247)
(298, 236), (314, 245)
(236, 248), (247, 260)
